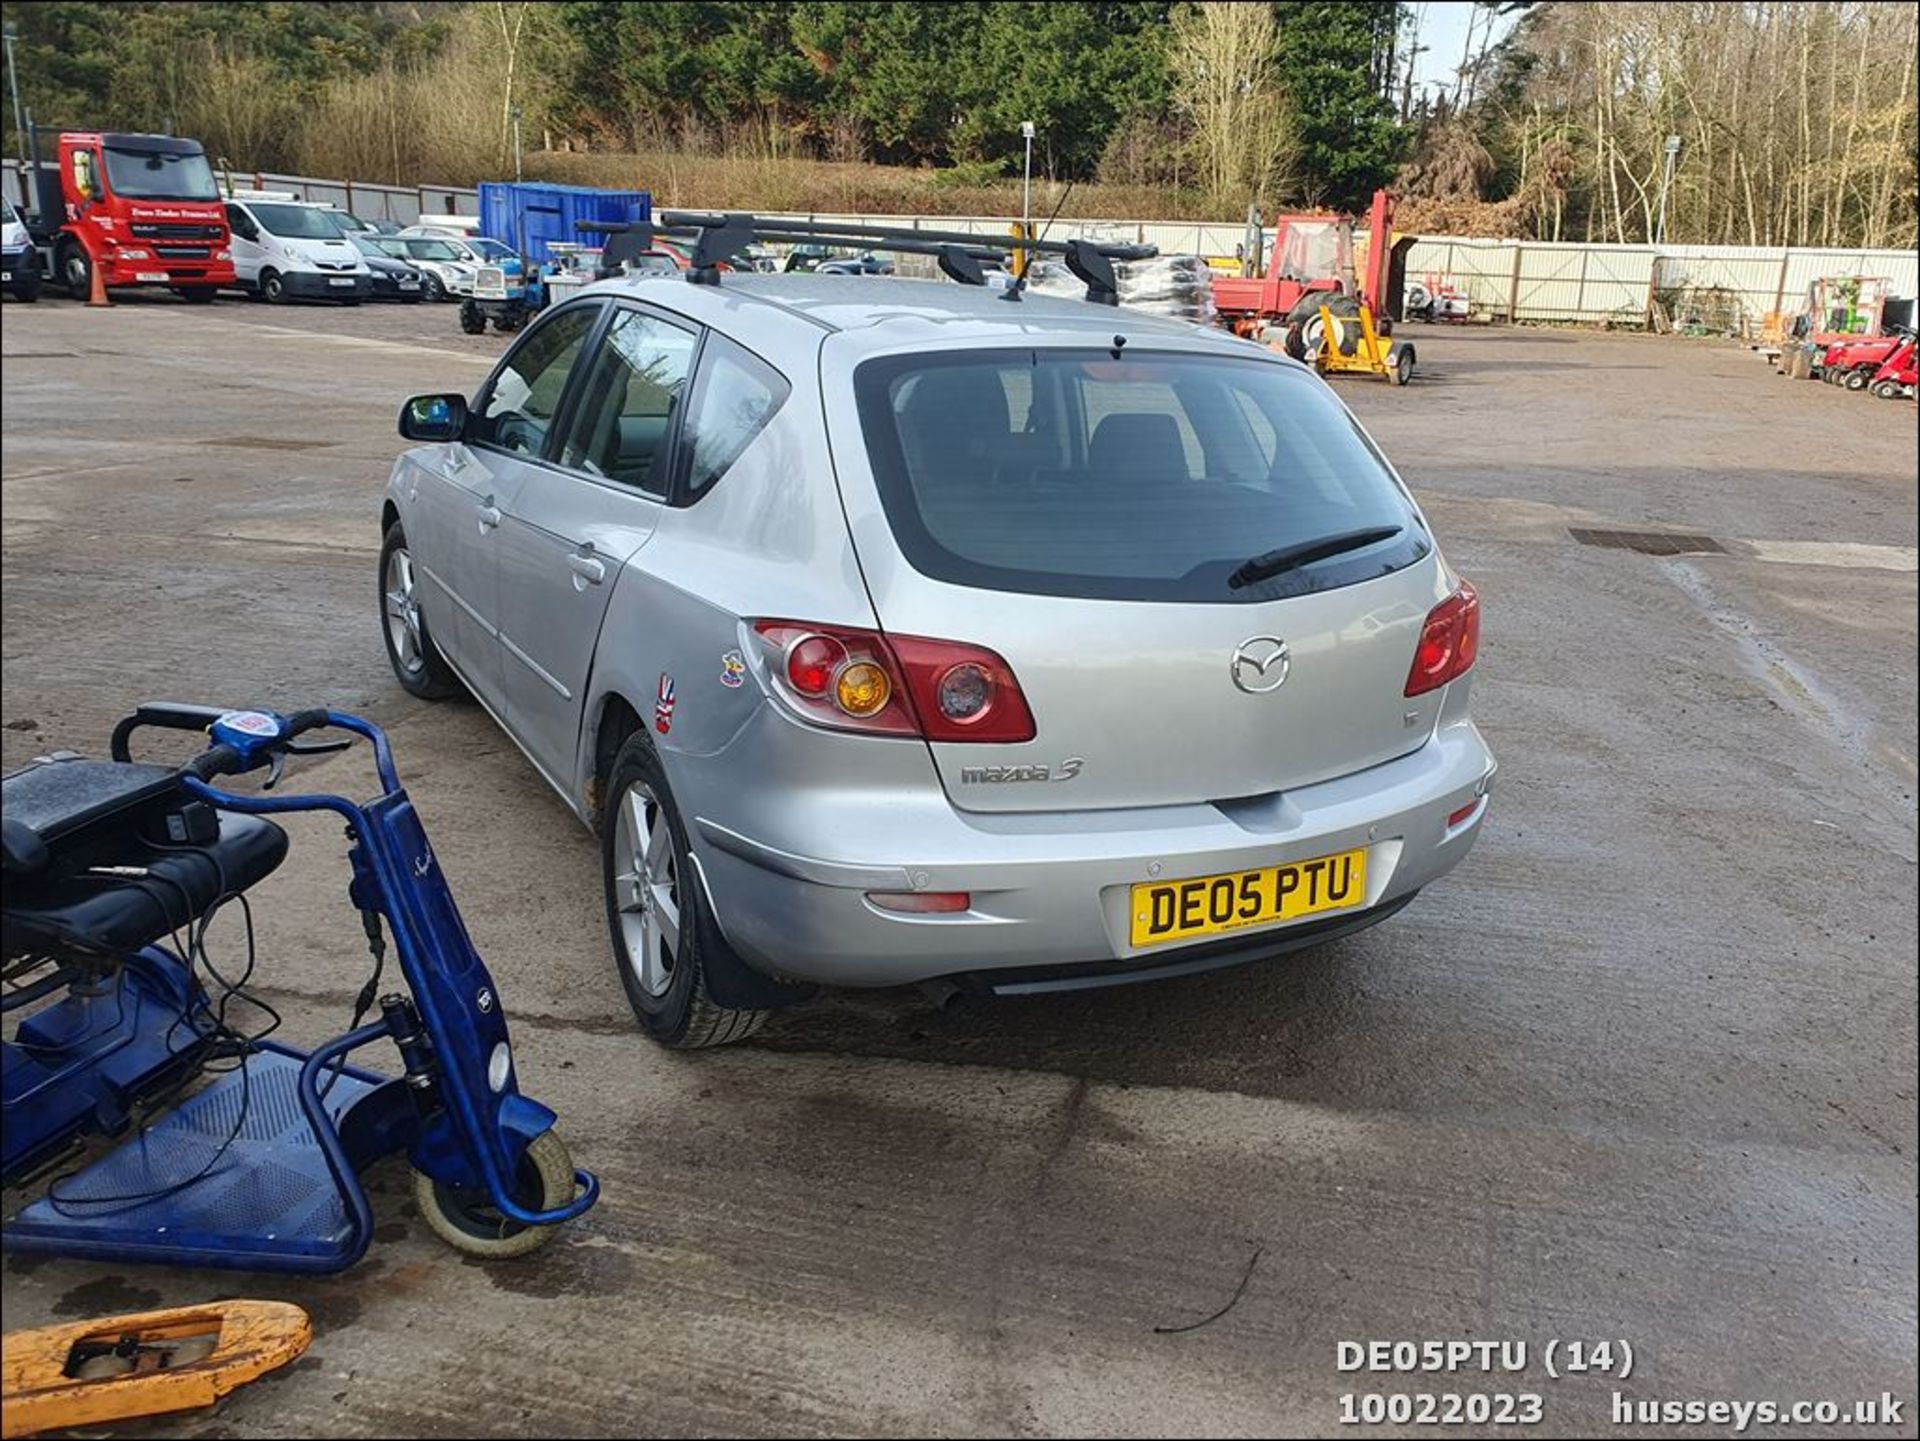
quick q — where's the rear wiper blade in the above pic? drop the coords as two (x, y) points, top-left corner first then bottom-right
(1226, 526), (1405, 591)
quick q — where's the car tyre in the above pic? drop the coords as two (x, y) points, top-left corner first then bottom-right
(459, 300), (488, 335)
(422, 274), (446, 303)
(602, 734), (768, 1050)
(11, 268), (41, 302)
(379, 522), (463, 700)
(260, 268), (287, 304)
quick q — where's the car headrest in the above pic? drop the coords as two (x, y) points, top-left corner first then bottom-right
(1090, 412), (1188, 485)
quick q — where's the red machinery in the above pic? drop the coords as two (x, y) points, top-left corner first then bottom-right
(1869, 335), (1916, 400)
(1211, 189), (1409, 357)
(1816, 330), (1910, 389)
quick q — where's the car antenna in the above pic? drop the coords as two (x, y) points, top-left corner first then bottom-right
(1001, 180), (1074, 303)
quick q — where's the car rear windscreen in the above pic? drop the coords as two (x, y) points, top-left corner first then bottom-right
(854, 348), (1429, 603)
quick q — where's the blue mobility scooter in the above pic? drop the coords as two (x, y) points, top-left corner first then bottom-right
(1, 703), (597, 1271)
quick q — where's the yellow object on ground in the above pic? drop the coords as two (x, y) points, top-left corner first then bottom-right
(1314, 302), (1414, 386)
(1, 1300), (312, 1438)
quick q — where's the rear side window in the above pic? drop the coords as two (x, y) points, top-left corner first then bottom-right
(473, 303), (599, 457)
(854, 349), (1428, 603)
(680, 334), (789, 502)
(558, 306), (697, 494)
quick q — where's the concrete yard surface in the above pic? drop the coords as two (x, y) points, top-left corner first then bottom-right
(2, 293), (1915, 1438)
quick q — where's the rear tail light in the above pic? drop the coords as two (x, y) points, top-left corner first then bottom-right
(751, 620), (1035, 742)
(1405, 580), (1480, 696)
(887, 634), (1035, 742)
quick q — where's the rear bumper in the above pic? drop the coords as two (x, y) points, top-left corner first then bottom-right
(958, 893), (1420, 995)
(691, 716), (1495, 989)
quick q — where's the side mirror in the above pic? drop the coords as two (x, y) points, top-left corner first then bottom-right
(399, 393), (469, 443)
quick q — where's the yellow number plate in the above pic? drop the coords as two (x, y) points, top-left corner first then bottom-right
(1129, 848), (1368, 949)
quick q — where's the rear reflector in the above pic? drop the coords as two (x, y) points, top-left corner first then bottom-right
(867, 891), (971, 914)
(1447, 799), (1481, 827)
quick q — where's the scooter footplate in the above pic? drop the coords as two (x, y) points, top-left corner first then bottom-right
(3, 1051), (376, 1272)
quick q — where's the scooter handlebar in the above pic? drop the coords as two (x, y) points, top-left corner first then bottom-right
(115, 704), (349, 776)
(286, 708), (332, 738)
(183, 744), (247, 782)
(110, 701), (231, 761)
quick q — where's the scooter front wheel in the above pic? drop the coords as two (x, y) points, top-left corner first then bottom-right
(414, 1128), (575, 1259)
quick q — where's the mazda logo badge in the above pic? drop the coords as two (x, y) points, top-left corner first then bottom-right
(1231, 636), (1291, 693)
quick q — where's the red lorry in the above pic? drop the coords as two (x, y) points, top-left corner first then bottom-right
(1210, 188), (1410, 357)
(19, 129), (234, 301)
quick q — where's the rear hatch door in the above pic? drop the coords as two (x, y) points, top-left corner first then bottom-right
(828, 338), (1454, 813)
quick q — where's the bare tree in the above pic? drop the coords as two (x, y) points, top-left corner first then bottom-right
(493, 1), (532, 169)
(1169, 1), (1298, 209)
(1483, 2), (1916, 247)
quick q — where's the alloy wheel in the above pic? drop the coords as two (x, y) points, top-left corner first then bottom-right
(383, 545), (425, 676)
(611, 782), (681, 998)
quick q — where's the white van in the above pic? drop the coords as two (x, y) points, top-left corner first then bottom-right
(223, 198), (372, 303)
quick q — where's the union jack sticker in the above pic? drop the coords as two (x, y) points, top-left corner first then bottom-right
(654, 672), (677, 734)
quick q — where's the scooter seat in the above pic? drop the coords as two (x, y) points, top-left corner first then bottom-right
(3, 758), (287, 960)
(3, 810), (288, 959)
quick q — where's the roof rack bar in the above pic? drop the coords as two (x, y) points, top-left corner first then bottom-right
(659, 209), (1155, 263)
(580, 218), (1008, 285)
(579, 210), (1157, 300)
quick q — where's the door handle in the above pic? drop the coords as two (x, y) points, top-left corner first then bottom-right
(568, 552), (606, 585)
(476, 502), (501, 532)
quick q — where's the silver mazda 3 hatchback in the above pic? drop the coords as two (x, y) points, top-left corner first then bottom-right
(381, 272), (1494, 1047)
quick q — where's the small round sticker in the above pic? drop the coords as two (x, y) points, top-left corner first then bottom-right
(219, 711), (281, 736)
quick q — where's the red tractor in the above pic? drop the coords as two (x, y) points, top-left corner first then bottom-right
(1817, 329), (1911, 389)
(1210, 188), (1411, 359)
(1868, 334), (1916, 400)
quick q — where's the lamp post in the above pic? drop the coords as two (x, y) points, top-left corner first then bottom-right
(3, 21), (29, 190)
(1021, 120), (1035, 232)
(1655, 133), (1682, 245)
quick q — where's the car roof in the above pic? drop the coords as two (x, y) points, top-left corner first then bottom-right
(576, 272), (1255, 361)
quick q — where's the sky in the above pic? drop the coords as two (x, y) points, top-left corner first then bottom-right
(1406, 1), (1525, 105)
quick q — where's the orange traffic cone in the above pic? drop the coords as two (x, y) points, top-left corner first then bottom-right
(86, 249), (110, 308)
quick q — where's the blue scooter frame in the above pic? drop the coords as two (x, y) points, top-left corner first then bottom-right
(4, 706), (597, 1273)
